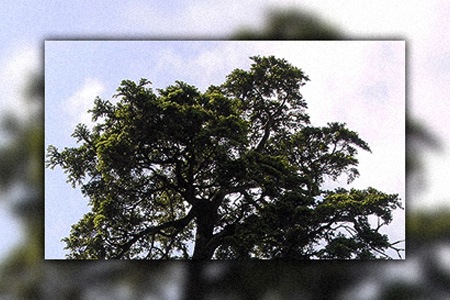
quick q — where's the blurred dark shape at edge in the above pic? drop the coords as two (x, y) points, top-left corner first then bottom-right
(406, 115), (442, 193)
(0, 7), (449, 300)
(234, 8), (345, 40)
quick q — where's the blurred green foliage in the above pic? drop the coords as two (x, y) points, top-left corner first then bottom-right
(0, 73), (44, 298)
(406, 115), (441, 180)
(409, 210), (450, 244)
(234, 9), (344, 40)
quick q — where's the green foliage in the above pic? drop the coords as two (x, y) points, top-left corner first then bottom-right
(408, 210), (450, 244)
(47, 56), (402, 259)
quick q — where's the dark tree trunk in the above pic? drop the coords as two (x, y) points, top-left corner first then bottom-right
(182, 262), (206, 300)
(192, 202), (217, 260)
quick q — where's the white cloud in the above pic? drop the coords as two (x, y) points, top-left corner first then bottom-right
(121, 0), (268, 37)
(0, 44), (40, 121)
(63, 78), (106, 129)
(151, 42), (259, 90)
(179, 1), (267, 37)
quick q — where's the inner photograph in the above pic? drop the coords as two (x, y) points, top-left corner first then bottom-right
(44, 40), (405, 260)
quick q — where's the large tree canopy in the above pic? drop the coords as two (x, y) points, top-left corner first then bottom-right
(47, 56), (403, 259)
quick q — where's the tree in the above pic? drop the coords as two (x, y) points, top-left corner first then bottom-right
(47, 55), (403, 260)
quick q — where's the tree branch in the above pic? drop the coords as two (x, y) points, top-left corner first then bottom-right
(203, 223), (236, 258)
(114, 208), (196, 259)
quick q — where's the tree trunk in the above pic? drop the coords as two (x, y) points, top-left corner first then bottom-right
(192, 202), (217, 260)
(192, 218), (215, 260)
(182, 262), (206, 300)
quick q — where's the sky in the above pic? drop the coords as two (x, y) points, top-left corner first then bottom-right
(0, 1), (448, 260)
(44, 40), (405, 259)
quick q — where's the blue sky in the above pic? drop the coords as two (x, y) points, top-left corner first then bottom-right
(1, 1), (449, 260)
(45, 40), (405, 259)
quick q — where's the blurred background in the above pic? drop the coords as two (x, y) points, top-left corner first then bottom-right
(0, 1), (449, 299)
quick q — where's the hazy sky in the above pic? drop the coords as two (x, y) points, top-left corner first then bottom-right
(45, 40), (405, 259)
(1, 1), (448, 259)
